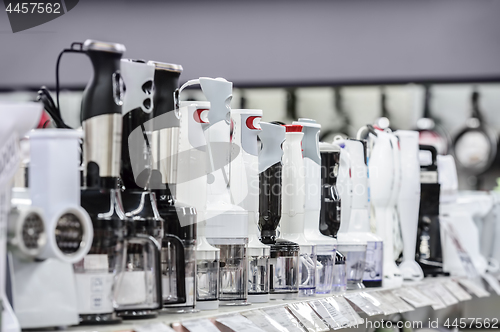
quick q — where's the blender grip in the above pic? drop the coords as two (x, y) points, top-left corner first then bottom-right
(419, 144), (438, 169)
(118, 233), (164, 311)
(162, 234), (187, 304)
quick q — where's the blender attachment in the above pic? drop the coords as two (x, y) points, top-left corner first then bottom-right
(280, 124), (317, 297)
(416, 145), (446, 276)
(395, 130), (424, 281)
(187, 77), (249, 306)
(342, 138), (384, 287)
(331, 140), (367, 290)
(116, 59), (164, 319)
(367, 129), (403, 286)
(293, 119), (336, 295)
(258, 122), (299, 300)
(175, 83), (219, 311)
(333, 251), (347, 293)
(148, 61), (197, 313)
(230, 109), (270, 303)
(11, 129), (93, 329)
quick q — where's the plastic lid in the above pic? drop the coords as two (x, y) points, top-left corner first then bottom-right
(284, 124), (303, 133)
(82, 39), (125, 54)
(270, 238), (300, 253)
(147, 61), (183, 73)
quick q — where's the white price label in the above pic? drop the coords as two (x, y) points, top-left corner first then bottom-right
(216, 314), (266, 332)
(393, 287), (434, 308)
(287, 302), (329, 332)
(83, 254), (109, 270)
(458, 278), (490, 298)
(344, 292), (384, 316)
(241, 310), (289, 332)
(182, 319), (220, 332)
(262, 307), (304, 332)
(378, 291), (414, 313)
(135, 322), (176, 332)
(432, 283), (459, 306)
(364, 292), (399, 315)
(420, 171), (438, 183)
(417, 285), (446, 310)
(482, 274), (500, 295)
(327, 297), (364, 326)
(309, 299), (351, 330)
(444, 280), (472, 301)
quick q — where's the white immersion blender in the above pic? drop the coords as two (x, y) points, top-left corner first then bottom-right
(339, 137), (384, 288)
(230, 109), (270, 303)
(199, 78), (250, 306)
(293, 119), (336, 295)
(280, 124), (317, 297)
(395, 130), (424, 281)
(332, 138), (368, 290)
(365, 127), (403, 286)
(175, 80), (220, 310)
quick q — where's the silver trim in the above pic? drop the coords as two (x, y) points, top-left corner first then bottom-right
(83, 114), (122, 178)
(147, 61), (183, 73)
(83, 39), (126, 54)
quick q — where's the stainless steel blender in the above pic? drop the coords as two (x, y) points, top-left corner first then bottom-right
(258, 122), (299, 299)
(115, 59), (163, 319)
(76, 39), (161, 323)
(147, 62), (197, 313)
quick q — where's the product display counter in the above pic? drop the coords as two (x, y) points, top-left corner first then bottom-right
(59, 275), (500, 332)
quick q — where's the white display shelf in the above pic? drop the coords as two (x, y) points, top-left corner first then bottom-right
(53, 275), (498, 332)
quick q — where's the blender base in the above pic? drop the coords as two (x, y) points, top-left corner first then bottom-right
(269, 292), (298, 300)
(248, 293), (270, 303)
(79, 313), (122, 325)
(117, 310), (158, 319)
(363, 280), (383, 287)
(196, 300), (219, 311)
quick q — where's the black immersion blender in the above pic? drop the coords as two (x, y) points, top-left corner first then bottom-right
(258, 122), (300, 299)
(148, 62), (197, 312)
(115, 59), (163, 319)
(75, 40), (160, 324)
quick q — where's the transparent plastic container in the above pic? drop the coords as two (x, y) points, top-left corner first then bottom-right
(332, 251), (347, 294)
(196, 254), (220, 304)
(269, 239), (299, 299)
(248, 248), (270, 299)
(299, 245), (317, 296)
(211, 241), (249, 305)
(315, 245), (336, 294)
(338, 244), (367, 290)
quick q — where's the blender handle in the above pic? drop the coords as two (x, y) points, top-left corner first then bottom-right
(162, 234), (187, 304)
(419, 144), (438, 168)
(131, 233), (163, 310)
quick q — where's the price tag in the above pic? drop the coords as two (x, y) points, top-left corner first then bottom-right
(83, 254), (109, 270)
(458, 278), (490, 298)
(482, 274), (500, 295)
(432, 283), (459, 306)
(216, 314), (266, 332)
(262, 306), (305, 332)
(364, 292), (399, 315)
(443, 280), (472, 301)
(308, 300), (350, 330)
(344, 292), (384, 316)
(287, 302), (330, 332)
(417, 285), (446, 310)
(241, 310), (288, 332)
(325, 297), (363, 326)
(393, 287), (434, 308)
(182, 319), (221, 332)
(135, 322), (176, 332)
(378, 290), (414, 313)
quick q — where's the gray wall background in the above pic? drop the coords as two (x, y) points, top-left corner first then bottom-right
(1, 0), (500, 88)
